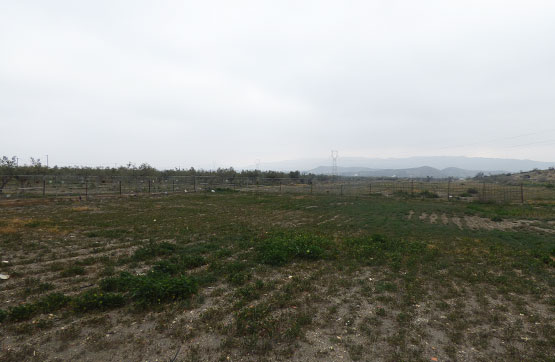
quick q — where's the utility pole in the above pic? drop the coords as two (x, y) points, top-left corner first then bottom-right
(331, 150), (338, 178)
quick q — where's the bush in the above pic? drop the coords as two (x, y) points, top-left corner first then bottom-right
(152, 260), (181, 275)
(100, 271), (198, 306)
(418, 190), (439, 198)
(132, 241), (177, 261)
(99, 272), (136, 292)
(35, 293), (70, 313)
(72, 290), (126, 312)
(131, 275), (198, 306)
(8, 304), (36, 322)
(0, 309), (6, 322)
(257, 232), (330, 266)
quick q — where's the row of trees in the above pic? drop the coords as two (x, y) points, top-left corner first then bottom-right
(0, 156), (334, 193)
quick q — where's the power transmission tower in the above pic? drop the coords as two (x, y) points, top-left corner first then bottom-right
(331, 150), (338, 177)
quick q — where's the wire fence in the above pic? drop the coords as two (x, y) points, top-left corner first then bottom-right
(1, 175), (554, 203)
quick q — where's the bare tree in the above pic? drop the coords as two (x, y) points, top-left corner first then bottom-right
(0, 156), (18, 193)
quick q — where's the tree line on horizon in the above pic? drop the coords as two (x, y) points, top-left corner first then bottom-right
(0, 156), (315, 180)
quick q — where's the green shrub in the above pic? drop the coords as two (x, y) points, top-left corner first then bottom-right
(8, 304), (36, 322)
(99, 272), (137, 292)
(72, 290), (126, 312)
(100, 271), (198, 306)
(181, 255), (206, 269)
(152, 260), (181, 275)
(257, 232), (330, 266)
(418, 190), (439, 198)
(3, 293), (71, 322)
(35, 293), (70, 313)
(210, 261), (251, 286)
(132, 241), (177, 261)
(0, 309), (7, 322)
(131, 274), (198, 306)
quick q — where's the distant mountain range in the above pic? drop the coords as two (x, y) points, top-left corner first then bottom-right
(247, 156), (555, 178)
(308, 166), (502, 178)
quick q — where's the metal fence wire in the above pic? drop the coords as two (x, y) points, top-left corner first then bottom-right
(1, 175), (554, 203)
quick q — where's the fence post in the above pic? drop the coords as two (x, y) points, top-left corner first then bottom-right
(193, 176), (196, 192)
(447, 179), (451, 201)
(42, 179), (46, 197)
(482, 182), (486, 202)
(279, 181), (282, 193)
(172, 179), (175, 193)
(310, 182), (313, 194)
(411, 180), (414, 195)
(340, 184), (343, 196)
(85, 178), (88, 200)
(119, 180), (122, 195)
(148, 179), (151, 194)
(369, 183), (372, 195)
(520, 183), (524, 204)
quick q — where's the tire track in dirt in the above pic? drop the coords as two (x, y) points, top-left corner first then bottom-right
(414, 212), (554, 233)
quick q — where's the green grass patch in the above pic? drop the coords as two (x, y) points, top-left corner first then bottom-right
(72, 290), (126, 312)
(100, 270), (198, 307)
(5, 293), (70, 322)
(257, 232), (331, 266)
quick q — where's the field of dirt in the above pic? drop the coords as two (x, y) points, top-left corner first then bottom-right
(1, 193), (554, 361)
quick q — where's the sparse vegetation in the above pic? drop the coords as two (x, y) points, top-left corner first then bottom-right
(0, 191), (553, 361)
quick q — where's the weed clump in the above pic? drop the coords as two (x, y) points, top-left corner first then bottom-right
(132, 241), (177, 261)
(418, 190), (439, 198)
(99, 271), (198, 307)
(257, 232), (331, 266)
(7, 304), (36, 322)
(35, 293), (71, 313)
(5, 293), (71, 322)
(151, 255), (206, 276)
(344, 234), (436, 271)
(132, 274), (198, 306)
(72, 290), (126, 312)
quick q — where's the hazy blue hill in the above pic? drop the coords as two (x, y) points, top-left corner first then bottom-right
(251, 156), (554, 174)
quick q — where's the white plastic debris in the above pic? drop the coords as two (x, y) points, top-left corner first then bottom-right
(1, 260), (8, 264)
(0, 274), (10, 280)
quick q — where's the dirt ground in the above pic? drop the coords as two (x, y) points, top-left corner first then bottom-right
(1, 194), (554, 361)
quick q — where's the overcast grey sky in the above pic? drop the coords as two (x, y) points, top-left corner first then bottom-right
(1, 1), (555, 169)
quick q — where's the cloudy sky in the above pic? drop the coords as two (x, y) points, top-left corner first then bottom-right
(1, 1), (555, 169)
